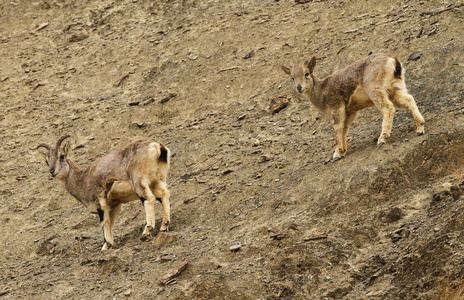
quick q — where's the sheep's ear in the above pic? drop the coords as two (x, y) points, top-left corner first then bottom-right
(62, 142), (70, 155)
(281, 65), (292, 75)
(305, 57), (317, 74)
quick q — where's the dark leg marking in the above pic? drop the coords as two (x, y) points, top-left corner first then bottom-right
(97, 208), (104, 222)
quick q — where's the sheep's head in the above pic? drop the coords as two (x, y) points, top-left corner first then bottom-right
(35, 135), (71, 180)
(282, 56), (317, 94)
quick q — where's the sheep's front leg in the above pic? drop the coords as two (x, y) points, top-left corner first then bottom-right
(103, 204), (122, 250)
(342, 111), (357, 155)
(154, 181), (170, 232)
(332, 107), (346, 161)
(98, 197), (114, 251)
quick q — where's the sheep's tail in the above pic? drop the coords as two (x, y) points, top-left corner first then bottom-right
(159, 144), (169, 163)
(394, 58), (402, 79)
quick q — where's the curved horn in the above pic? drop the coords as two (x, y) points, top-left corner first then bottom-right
(33, 143), (53, 151)
(55, 135), (70, 149)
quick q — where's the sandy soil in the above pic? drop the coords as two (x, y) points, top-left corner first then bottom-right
(1, 0), (464, 299)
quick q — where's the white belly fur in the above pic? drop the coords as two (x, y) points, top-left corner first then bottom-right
(347, 86), (374, 110)
(107, 180), (139, 203)
(351, 86), (370, 102)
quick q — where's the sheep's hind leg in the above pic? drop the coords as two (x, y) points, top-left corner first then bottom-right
(137, 180), (157, 236)
(392, 89), (425, 135)
(370, 89), (395, 147)
(154, 181), (170, 232)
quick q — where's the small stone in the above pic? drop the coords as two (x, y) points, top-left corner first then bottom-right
(268, 226), (279, 234)
(260, 155), (270, 163)
(153, 232), (181, 248)
(69, 33), (88, 43)
(16, 175), (27, 181)
(270, 233), (285, 240)
(140, 235), (150, 242)
(47, 201), (61, 211)
(160, 92), (177, 104)
(242, 50), (255, 59)
(229, 243), (242, 252)
(160, 254), (177, 261)
(124, 289), (132, 296)
(390, 226), (410, 242)
(288, 223), (298, 231)
(386, 8), (401, 16)
(223, 169), (234, 175)
(132, 122), (145, 128)
(432, 190), (451, 203)
(379, 207), (403, 223)
(269, 95), (290, 114)
(303, 234), (328, 241)
(408, 51), (422, 61)
(450, 185), (463, 200)
(159, 262), (188, 285)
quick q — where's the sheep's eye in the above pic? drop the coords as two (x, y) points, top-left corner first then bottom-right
(292, 78), (295, 81)
(305, 73), (309, 77)
(60, 155), (65, 160)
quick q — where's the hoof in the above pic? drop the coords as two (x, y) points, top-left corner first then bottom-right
(417, 131), (424, 136)
(160, 220), (170, 232)
(101, 242), (112, 251)
(377, 142), (385, 148)
(331, 156), (342, 162)
(142, 225), (154, 236)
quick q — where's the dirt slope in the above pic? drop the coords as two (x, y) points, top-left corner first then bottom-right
(1, 0), (464, 299)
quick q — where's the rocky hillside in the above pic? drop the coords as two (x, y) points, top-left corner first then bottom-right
(1, 0), (464, 299)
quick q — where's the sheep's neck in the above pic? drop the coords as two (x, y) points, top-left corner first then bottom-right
(62, 159), (91, 207)
(306, 76), (326, 111)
